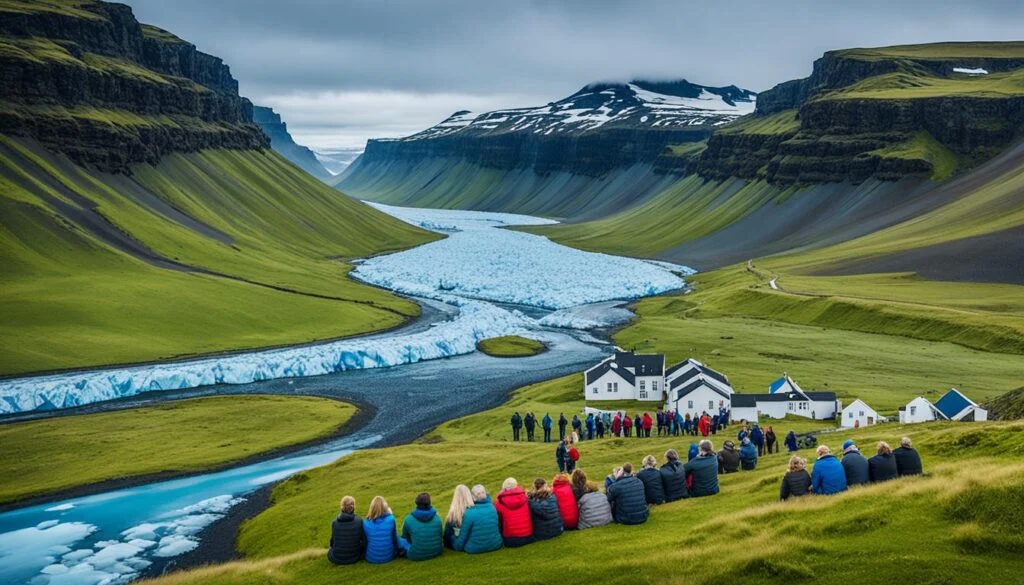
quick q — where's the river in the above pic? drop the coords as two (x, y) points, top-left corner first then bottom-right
(0, 204), (692, 585)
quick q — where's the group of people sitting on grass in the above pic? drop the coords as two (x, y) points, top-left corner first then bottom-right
(327, 441), (723, 565)
(510, 407), (733, 443)
(780, 436), (924, 499)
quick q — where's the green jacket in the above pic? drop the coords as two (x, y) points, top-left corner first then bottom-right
(400, 507), (443, 561)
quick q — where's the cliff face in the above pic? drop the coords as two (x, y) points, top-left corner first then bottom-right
(0, 0), (267, 171)
(252, 105), (331, 179)
(699, 43), (1024, 184)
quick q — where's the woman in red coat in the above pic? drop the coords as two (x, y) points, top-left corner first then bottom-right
(622, 413), (633, 437)
(641, 413), (653, 437)
(699, 414), (711, 437)
(495, 478), (534, 547)
(611, 414), (621, 437)
(551, 473), (580, 529)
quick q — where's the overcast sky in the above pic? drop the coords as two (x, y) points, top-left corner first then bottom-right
(123, 0), (1023, 151)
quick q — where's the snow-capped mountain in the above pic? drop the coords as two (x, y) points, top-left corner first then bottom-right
(391, 80), (755, 142)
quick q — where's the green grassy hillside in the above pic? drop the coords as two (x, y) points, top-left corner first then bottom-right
(141, 374), (1024, 585)
(0, 395), (356, 505)
(476, 335), (546, 358)
(0, 136), (438, 375)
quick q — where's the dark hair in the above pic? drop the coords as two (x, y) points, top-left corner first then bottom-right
(622, 462), (633, 474)
(571, 469), (587, 493)
(529, 478), (551, 500)
(665, 449), (679, 462)
(415, 492), (431, 510)
(533, 477), (546, 490)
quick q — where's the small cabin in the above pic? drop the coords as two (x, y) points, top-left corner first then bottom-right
(898, 396), (943, 424)
(934, 388), (988, 422)
(841, 399), (881, 428)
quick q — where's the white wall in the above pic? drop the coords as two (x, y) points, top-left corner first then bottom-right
(900, 397), (937, 424)
(731, 406), (759, 423)
(841, 401), (879, 428)
(586, 369), (634, 401)
(635, 375), (664, 402)
(810, 399), (839, 421)
(758, 401), (789, 419)
(670, 385), (729, 418)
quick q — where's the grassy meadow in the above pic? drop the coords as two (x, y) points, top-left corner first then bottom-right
(139, 374), (1024, 585)
(0, 395), (356, 505)
(476, 335), (546, 357)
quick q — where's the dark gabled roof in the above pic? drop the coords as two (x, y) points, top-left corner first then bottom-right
(585, 361), (635, 385)
(666, 359), (729, 385)
(665, 359), (694, 377)
(935, 389), (972, 419)
(615, 351), (664, 376)
(804, 392), (837, 401)
(669, 366), (733, 392)
(731, 394), (759, 408)
(697, 364), (729, 385)
(674, 379), (730, 402)
(757, 393), (792, 402)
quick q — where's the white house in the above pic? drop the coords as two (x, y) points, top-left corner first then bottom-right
(667, 368), (734, 418)
(841, 399), (882, 428)
(584, 350), (665, 402)
(665, 359), (735, 395)
(934, 388), (988, 421)
(729, 374), (840, 422)
(899, 396), (944, 424)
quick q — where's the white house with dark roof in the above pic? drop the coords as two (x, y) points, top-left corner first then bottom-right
(584, 350), (665, 402)
(728, 373), (840, 422)
(933, 388), (988, 421)
(899, 396), (944, 424)
(666, 359), (735, 418)
(841, 399), (883, 428)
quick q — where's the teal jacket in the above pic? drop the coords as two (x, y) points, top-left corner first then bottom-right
(400, 507), (443, 561)
(453, 497), (503, 554)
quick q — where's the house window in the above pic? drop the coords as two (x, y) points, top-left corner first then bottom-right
(639, 380), (646, 391)
(688, 400), (693, 409)
(639, 390), (648, 399)
(592, 387), (598, 395)
(708, 400), (714, 410)
(910, 406), (917, 415)
(848, 412), (853, 419)
(613, 383), (618, 393)
(859, 411), (865, 417)
(607, 382), (612, 392)
(652, 381), (659, 392)
(788, 403), (794, 411)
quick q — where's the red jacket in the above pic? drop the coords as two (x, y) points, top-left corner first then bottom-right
(642, 413), (653, 430)
(698, 416), (710, 437)
(623, 416), (633, 431)
(551, 478), (579, 529)
(495, 487), (533, 538)
(611, 416), (621, 434)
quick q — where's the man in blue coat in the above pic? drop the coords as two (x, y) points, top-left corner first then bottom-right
(750, 424), (765, 456)
(585, 413), (595, 440)
(542, 413), (553, 443)
(811, 445), (848, 495)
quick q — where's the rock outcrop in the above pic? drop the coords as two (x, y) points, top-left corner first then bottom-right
(252, 106), (331, 179)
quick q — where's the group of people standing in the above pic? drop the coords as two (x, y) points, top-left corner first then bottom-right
(510, 408), (732, 443)
(327, 441), (725, 566)
(779, 436), (924, 499)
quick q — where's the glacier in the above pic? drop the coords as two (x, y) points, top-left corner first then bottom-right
(0, 204), (690, 414)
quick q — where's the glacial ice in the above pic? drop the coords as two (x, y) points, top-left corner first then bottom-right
(0, 204), (690, 414)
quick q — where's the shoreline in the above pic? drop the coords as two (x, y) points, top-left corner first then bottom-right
(0, 395), (377, 514)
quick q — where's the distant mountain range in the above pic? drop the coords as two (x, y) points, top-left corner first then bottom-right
(252, 106), (332, 179)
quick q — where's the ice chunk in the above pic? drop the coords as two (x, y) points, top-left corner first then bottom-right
(953, 67), (988, 75)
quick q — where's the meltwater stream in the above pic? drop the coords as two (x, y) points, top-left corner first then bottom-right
(0, 205), (694, 585)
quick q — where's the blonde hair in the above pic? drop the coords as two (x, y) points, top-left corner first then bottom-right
(642, 455), (657, 468)
(445, 484), (474, 527)
(877, 441), (892, 455)
(366, 495), (390, 520)
(340, 495), (356, 514)
(816, 445), (831, 458)
(788, 456), (806, 472)
(502, 477), (518, 491)
(900, 437), (912, 448)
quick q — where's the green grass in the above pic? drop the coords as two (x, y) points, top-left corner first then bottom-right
(140, 372), (1024, 585)
(0, 0), (100, 20)
(0, 136), (439, 374)
(868, 130), (960, 180)
(835, 41), (1024, 60)
(830, 68), (1024, 100)
(663, 141), (707, 157)
(475, 335), (546, 357)
(140, 24), (186, 44)
(717, 109), (800, 135)
(0, 395), (356, 504)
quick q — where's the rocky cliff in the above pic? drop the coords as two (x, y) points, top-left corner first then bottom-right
(252, 105), (330, 179)
(0, 0), (267, 171)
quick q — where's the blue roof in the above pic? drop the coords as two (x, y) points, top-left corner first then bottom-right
(934, 389), (971, 419)
(768, 377), (786, 393)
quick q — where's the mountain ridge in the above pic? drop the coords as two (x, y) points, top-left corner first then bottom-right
(252, 105), (331, 180)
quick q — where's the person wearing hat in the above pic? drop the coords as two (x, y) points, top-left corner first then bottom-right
(739, 437), (759, 471)
(717, 440), (740, 473)
(840, 439), (870, 487)
(400, 492), (443, 561)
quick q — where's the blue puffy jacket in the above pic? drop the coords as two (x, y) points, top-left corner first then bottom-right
(739, 442), (758, 470)
(363, 513), (400, 564)
(687, 443), (699, 461)
(811, 454), (848, 495)
(453, 497), (503, 554)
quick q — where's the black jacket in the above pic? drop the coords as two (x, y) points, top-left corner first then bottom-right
(528, 494), (564, 540)
(660, 461), (689, 502)
(841, 451), (870, 486)
(328, 512), (366, 565)
(524, 414), (536, 430)
(893, 446), (923, 476)
(779, 470), (812, 500)
(636, 467), (666, 505)
(869, 452), (899, 482)
(717, 447), (740, 473)
(606, 475), (649, 525)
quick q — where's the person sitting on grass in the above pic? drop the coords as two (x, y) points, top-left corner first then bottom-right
(840, 439), (870, 487)
(363, 496), (401, 564)
(570, 468), (588, 501)
(443, 485), (474, 550)
(688, 442), (699, 461)
(400, 492), (443, 561)
(637, 455), (666, 505)
(495, 478), (534, 548)
(328, 495), (365, 565)
(780, 456), (812, 500)
(605, 466), (622, 490)
(869, 441), (899, 483)
(811, 446), (848, 495)
(660, 449), (689, 502)
(894, 437), (923, 476)
(739, 437), (758, 471)
(717, 440), (740, 474)
(606, 463), (649, 525)
(453, 485), (503, 554)
(551, 472), (580, 529)
(527, 478), (564, 541)
(577, 480), (613, 529)
(686, 440), (720, 497)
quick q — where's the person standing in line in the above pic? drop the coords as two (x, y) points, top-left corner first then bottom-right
(584, 413), (594, 440)
(596, 414), (605, 439)
(634, 413), (643, 438)
(510, 411), (522, 442)
(683, 413), (692, 436)
(571, 414), (583, 439)
(611, 412), (622, 437)
(710, 413), (720, 435)
(750, 424), (765, 456)
(558, 413), (568, 441)
(623, 412), (633, 437)
(698, 414), (711, 438)
(542, 413), (553, 443)
(524, 412), (536, 442)
(642, 412), (653, 438)
(893, 437), (923, 476)
(785, 430), (799, 452)
(555, 438), (569, 473)
(779, 456), (812, 500)
(764, 425), (778, 454)
(868, 441), (899, 483)
(603, 411), (612, 435)
(674, 410), (684, 436)
(656, 410), (665, 436)
(566, 440), (581, 474)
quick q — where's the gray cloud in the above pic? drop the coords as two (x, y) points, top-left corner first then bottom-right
(122, 0), (1024, 149)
